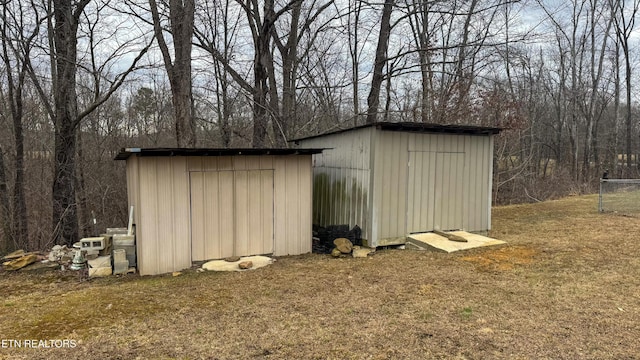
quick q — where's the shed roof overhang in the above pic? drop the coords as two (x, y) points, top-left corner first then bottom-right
(291, 121), (502, 143)
(114, 147), (325, 161)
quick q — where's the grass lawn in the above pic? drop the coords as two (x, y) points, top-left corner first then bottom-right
(1, 194), (640, 359)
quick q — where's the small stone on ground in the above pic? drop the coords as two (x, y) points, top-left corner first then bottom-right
(352, 246), (374, 258)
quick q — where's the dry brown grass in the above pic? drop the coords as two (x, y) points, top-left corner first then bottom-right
(2, 194), (640, 359)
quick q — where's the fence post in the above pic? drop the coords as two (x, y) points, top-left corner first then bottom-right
(598, 178), (604, 212)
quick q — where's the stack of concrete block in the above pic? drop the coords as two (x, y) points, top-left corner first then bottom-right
(102, 228), (136, 270)
(112, 234), (136, 267)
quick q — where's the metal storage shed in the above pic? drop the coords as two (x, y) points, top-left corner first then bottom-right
(116, 148), (323, 275)
(293, 122), (501, 248)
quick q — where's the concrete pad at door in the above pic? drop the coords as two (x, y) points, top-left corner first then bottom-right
(407, 231), (505, 253)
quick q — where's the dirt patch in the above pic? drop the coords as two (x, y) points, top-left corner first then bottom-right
(460, 246), (538, 271)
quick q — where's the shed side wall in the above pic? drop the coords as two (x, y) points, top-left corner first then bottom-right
(373, 132), (493, 246)
(132, 155), (313, 275)
(296, 127), (373, 242)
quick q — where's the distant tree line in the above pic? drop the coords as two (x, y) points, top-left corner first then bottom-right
(1, 0), (640, 252)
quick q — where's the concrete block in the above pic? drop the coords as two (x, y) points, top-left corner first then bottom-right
(98, 235), (112, 256)
(89, 267), (112, 277)
(113, 260), (129, 275)
(80, 237), (106, 256)
(87, 255), (111, 269)
(113, 244), (136, 267)
(112, 249), (127, 263)
(113, 234), (135, 246)
(106, 228), (128, 235)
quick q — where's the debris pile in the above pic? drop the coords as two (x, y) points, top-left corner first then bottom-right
(1, 227), (136, 276)
(330, 237), (374, 258)
(48, 245), (74, 262)
(313, 225), (362, 253)
(2, 251), (42, 271)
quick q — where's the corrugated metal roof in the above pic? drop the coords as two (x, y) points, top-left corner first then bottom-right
(291, 122), (501, 142)
(115, 147), (325, 160)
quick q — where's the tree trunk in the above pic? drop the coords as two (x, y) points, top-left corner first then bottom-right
(419, 1), (432, 123)
(12, 90), (27, 250)
(279, 0), (302, 146)
(613, 38), (620, 175)
(251, 1), (279, 147)
(1, 5), (28, 250)
(52, 121), (79, 246)
(0, 147), (11, 254)
(75, 129), (91, 238)
(149, 0), (196, 148)
(624, 42), (632, 174)
(214, 59), (232, 147)
(252, 36), (271, 147)
(349, 0), (362, 125)
(51, 0), (87, 246)
(366, 0), (394, 124)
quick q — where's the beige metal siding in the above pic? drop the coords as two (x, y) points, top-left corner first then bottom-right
(297, 127), (373, 242)
(298, 128), (494, 248)
(433, 152), (465, 230)
(186, 155), (310, 258)
(273, 156), (312, 255)
(407, 151), (436, 232)
(372, 131), (409, 243)
(135, 157), (191, 275)
(190, 170), (274, 261)
(234, 170), (274, 255)
(129, 154), (312, 275)
(375, 131), (492, 246)
(463, 135), (493, 232)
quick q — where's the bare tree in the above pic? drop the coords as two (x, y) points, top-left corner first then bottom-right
(0, 0), (39, 250)
(579, 0), (613, 180)
(609, 0), (640, 175)
(149, 0), (196, 147)
(0, 146), (10, 253)
(195, 0), (244, 147)
(23, 0), (151, 246)
(196, 0), (336, 146)
(238, 0), (303, 146)
(366, 0), (394, 124)
(347, 0), (364, 125)
(272, 0), (334, 143)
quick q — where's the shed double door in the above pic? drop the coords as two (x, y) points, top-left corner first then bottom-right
(406, 151), (464, 233)
(190, 170), (274, 261)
